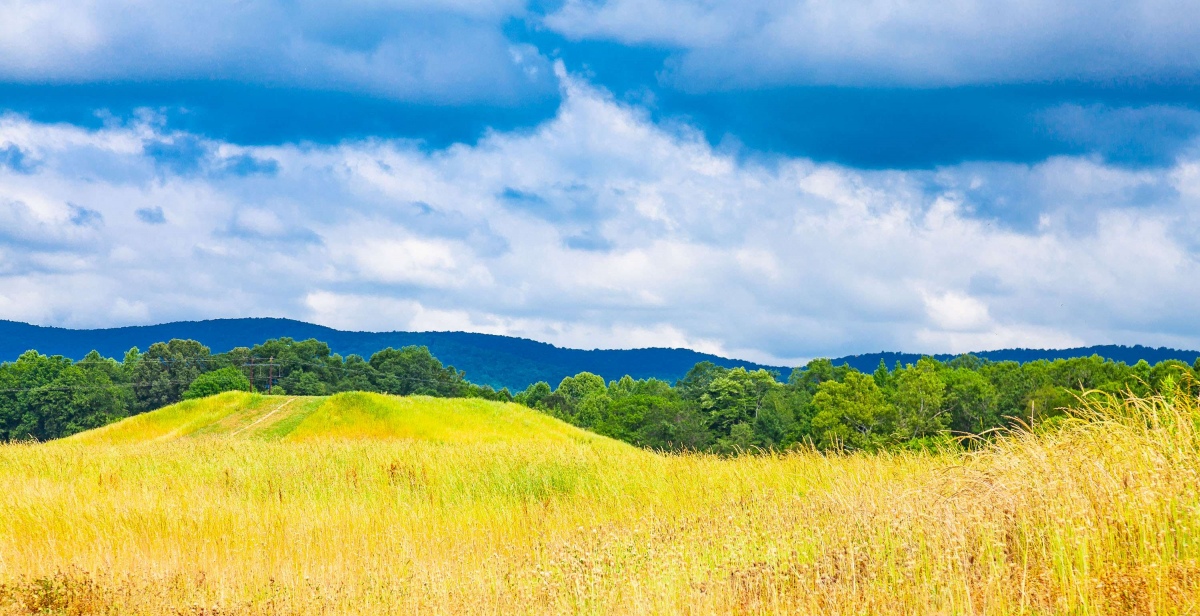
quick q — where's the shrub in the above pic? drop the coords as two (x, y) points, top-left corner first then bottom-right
(182, 367), (252, 400)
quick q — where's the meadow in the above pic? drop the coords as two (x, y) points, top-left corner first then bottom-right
(1, 388), (1198, 614)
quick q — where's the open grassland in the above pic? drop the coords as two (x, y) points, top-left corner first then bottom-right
(1, 390), (1199, 614)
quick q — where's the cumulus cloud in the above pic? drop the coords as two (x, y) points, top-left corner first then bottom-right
(0, 0), (552, 103)
(13, 0), (1198, 97)
(1, 70), (1199, 364)
(545, 0), (1200, 87)
(4, 1), (1198, 173)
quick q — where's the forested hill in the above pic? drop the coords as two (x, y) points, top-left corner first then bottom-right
(837, 347), (1200, 373)
(3, 318), (1198, 391)
(0, 318), (782, 391)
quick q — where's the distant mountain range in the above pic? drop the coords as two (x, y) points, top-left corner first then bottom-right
(2, 318), (1198, 391)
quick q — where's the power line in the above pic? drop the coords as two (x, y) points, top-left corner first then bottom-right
(0, 378), (200, 394)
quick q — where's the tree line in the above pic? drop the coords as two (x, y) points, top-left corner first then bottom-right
(520, 355), (1198, 453)
(0, 338), (493, 441)
(2, 336), (1197, 451)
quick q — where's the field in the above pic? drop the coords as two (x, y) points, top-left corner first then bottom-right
(1, 389), (1199, 614)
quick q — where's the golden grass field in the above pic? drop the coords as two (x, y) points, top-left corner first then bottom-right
(1, 388), (1199, 614)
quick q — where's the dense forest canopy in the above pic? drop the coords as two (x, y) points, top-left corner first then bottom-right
(2, 336), (1197, 452)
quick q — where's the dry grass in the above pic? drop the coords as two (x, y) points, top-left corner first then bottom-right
(2, 386), (1199, 614)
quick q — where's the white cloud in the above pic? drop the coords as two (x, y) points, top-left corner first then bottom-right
(0, 0), (551, 103)
(923, 291), (991, 332)
(1, 71), (1200, 363)
(545, 0), (1200, 87)
(335, 236), (494, 289)
(3, 0), (1197, 104)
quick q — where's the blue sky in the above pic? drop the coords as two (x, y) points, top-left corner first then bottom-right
(2, 0), (1200, 364)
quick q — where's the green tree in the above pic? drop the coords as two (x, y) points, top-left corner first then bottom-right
(942, 368), (1000, 435)
(28, 366), (126, 440)
(607, 375), (638, 400)
(555, 372), (606, 405)
(129, 339), (212, 413)
(1149, 360), (1192, 391)
(632, 400), (711, 451)
(0, 352), (128, 441)
(184, 366), (253, 400)
(699, 368), (778, 436)
(675, 362), (728, 402)
(574, 391), (611, 429)
(788, 358), (852, 395)
(1130, 360), (1153, 396)
(980, 361), (1038, 427)
(872, 359), (892, 389)
(946, 353), (985, 371)
(596, 393), (652, 441)
(515, 381), (552, 408)
(369, 346), (465, 397)
(0, 351), (72, 440)
(810, 372), (895, 451)
(332, 355), (377, 392)
(465, 383), (513, 402)
(714, 422), (756, 455)
(1024, 384), (1075, 424)
(241, 338), (342, 392)
(891, 358), (948, 440)
(751, 388), (798, 448)
(631, 378), (674, 398)
(546, 372), (607, 423)
(281, 370), (326, 396)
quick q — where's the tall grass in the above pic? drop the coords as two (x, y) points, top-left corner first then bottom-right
(2, 385), (1199, 614)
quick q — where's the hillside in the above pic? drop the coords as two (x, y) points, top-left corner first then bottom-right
(69, 390), (616, 447)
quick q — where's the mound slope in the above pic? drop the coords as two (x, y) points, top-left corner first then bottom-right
(67, 391), (612, 446)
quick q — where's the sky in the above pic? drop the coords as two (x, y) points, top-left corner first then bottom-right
(2, 0), (1200, 365)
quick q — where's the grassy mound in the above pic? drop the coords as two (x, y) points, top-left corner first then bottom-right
(67, 391), (610, 446)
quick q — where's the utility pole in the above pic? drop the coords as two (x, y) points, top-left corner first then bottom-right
(242, 357), (282, 394)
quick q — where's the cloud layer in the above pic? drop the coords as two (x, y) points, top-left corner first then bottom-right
(3, 1), (1199, 169)
(10, 1), (1199, 92)
(0, 0), (551, 103)
(2, 69), (1199, 363)
(546, 0), (1200, 87)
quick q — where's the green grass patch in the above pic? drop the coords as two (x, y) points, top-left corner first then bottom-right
(61, 390), (625, 450)
(284, 392), (603, 445)
(66, 391), (264, 445)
